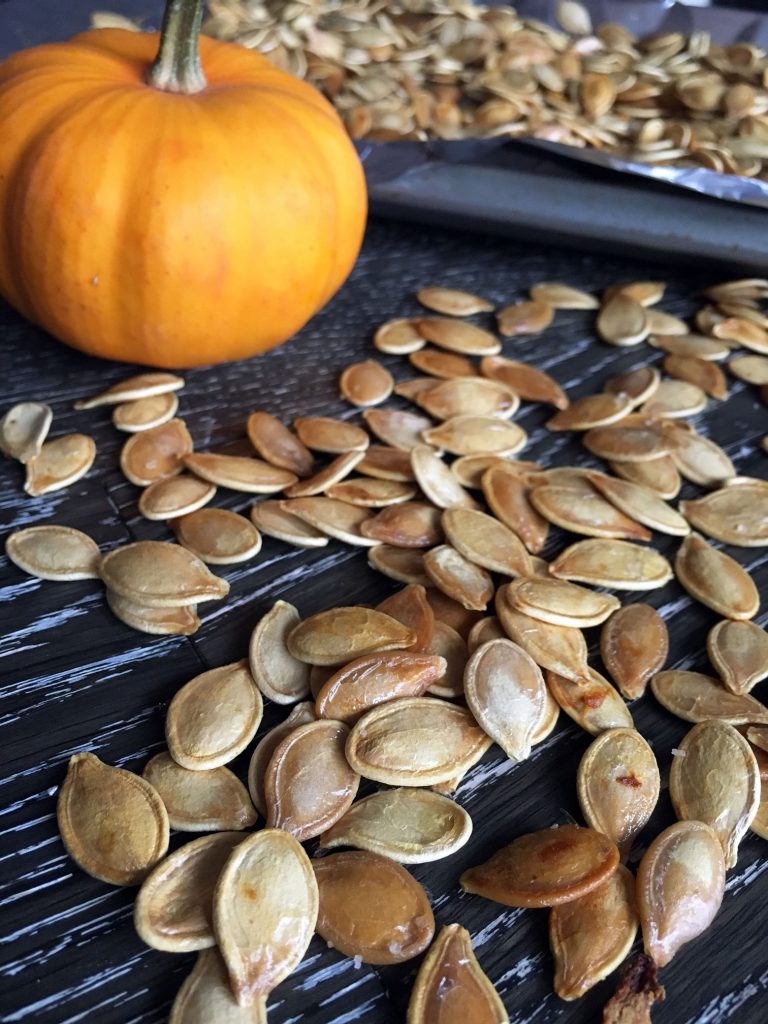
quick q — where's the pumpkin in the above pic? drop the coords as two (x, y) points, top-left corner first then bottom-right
(0, 0), (367, 368)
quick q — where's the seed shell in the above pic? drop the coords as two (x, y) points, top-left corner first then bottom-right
(467, 616), (506, 654)
(410, 348), (478, 379)
(106, 591), (201, 636)
(707, 620), (768, 694)
(283, 450), (365, 498)
(143, 752), (257, 832)
(424, 544), (494, 611)
(248, 600), (312, 703)
(287, 606), (416, 666)
(74, 373), (184, 409)
(649, 333), (730, 360)
(294, 416), (369, 454)
(583, 421), (671, 463)
(663, 355), (728, 400)
(729, 354), (768, 385)
(547, 667), (634, 735)
(365, 585), (431, 651)
(675, 533), (759, 619)
(112, 392), (179, 432)
(679, 486), (768, 547)
(597, 294), (649, 346)
(604, 366), (660, 407)
(249, 500), (329, 548)
(169, 949), (267, 1024)
(0, 401), (52, 462)
(550, 538), (673, 590)
(417, 377), (519, 421)
(588, 473), (689, 536)
(339, 359), (394, 407)
(422, 416), (527, 456)
(327, 477), (416, 507)
(424, 620), (467, 698)
(25, 433), (96, 495)
(506, 577), (620, 628)
(374, 318), (425, 355)
(609, 456), (681, 500)
(395, 377), (440, 400)
(417, 286), (493, 316)
(443, 507), (534, 577)
(364, 408), (434, 451)
(361, 502), (442, 548)
(183, 453), (297, 493)
(416, 317), (501, 356)
(120, 419), (192, 487)
(247, 702), (317, 816)
(368, 545), (431, 586)
(316, 652), (445, 724)
(280, 497), (377, 546)
(496, 590), (590, 682)
(641, 379), (708, 418)
(411, 445), (478, 510)
(664, 424), (735, 486)
(546, 393), (633, 431)
(100, 540), (229, 607)
(482, 463), (549, 554)
(481, 356), (568, 409)
(357, 445), (416, 481)
(246, 412), (314, 477)
(651, 670), (768, 725)
(497, 299), (553, 337)
(530, 485), (652, 541)
(530, 282), (597, 309)
(6, 525), (101, 581)
(174, 508), (262, 565)
(139, 475), (217, 521)
(601, 604), (669, 700)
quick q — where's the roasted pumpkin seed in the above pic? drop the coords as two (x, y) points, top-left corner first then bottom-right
(120, 419), (193, 486)
(361, 501), (442, 548)
(550, 538), (673, 590)
(604, 366), (660, 407)
(417, 286), (493, 317)
(442, 506), (534, 576)
(411, 445), (478, 510)
(364, 408), (434, 451)
(280, 496), (377, 546)
(294, 416), (369, 454)
(25, 433), (96, 496)
(583, 421), (671, 463)
(327, 476), (416, 507)
(496, 591), (590, 683)
(246, 702), (316, 816)
(75, 373), (184, 409)
(374, 318), (425, 355)
(246, 412), (314, 477)
(547, 393), (633, 431)
(609, 455), (681, 500)
(530, 485), (652, 541)
(143, 752), (257, 832)
(467, 616), (506, 654)
(409, 348), (478, 379)
(113, 392), (179, 432)
(395, 377), (441, 401)
(106, 591), (201, 636)
(138, 474), (216, 521)
(376, 584), (434, 652)
(183, 452), (297, 493)
(707, 620), (768, 694)
(675, 532), (759, 619)
(368, 545), (431, 586)
(680, 486), (768, 547)
(282, 450), (365, 498)
(588, 472), (689, 536)
(249, 499), (329, 547)
(651, 670), (768, 725)
(506, 577), (619, 628)
(416, 377), (519, 421)
(6, 525), (101, 581)
(174, 508), (262, 564)
(424, 544), (494, 612)
(0, 401), (52, 462)
(729, 354), (768, 385)
(424, 620), (467, 699)
(480, 356), (568, 409)
(482, 462), (548, 553)
(663, 422), (735, 486)
(530, 282), (597, 310)
(649, 332), (730, 360)
(597, 294), (649, 346)
(416, 317), (501, 356)
(357, 444), (416, 481)
(339, 359), (394, 407)
(316, 652), (444, 724)
(100, 541), (229, 607)
(645, 309), (688, 336)
(641, 379), (708, 419)
(169, 948), (267, 1024)
(423, 416), (527, 457)
(663, 355), (728, 400)
(713, 317), (768, 353)
(547, 667), (634, 736)
(497, 299), (553, 337)
(287, 606), (416, 666)
(605, 281), (665, 307)
(601, 604), (669, 700)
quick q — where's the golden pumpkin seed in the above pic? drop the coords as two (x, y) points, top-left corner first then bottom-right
(288, 606), (416, 666)
(752, 777), (768, 840)
(294, 416), (369, 454)
(135, 832), (244, 952)
(530, 281), (597, 309)
(495, 590), (590, 682)
(645, 309), (689, 336)
(577, 728), (659, 858)
(395, 377), (441, 401)
(708, 620), (768, 694)
(550, 538), (673, 590)
(345, 697), (490, 786)
(112, 392), (179, 432)
(368, 545), (431, 586)
(409, 348), (478, 379)
(313, 850), (435, 963)
(6, 525), (101, 581)
(467, 616), (506, 654)
(100, 540), (229, 607)
(670, 720), (760, 869)
(316, 653), (444, 724)
(182, 452), (297, 493)
(597, 294), (649, 346)
(640, 379), (708, 418)
(138, 474), (216, 521)
(747, 726), (768, 756)
(527, 467), (596, 496)
(173, 508), (262, 565)
(246, 412), (314, 477)
(550, 866), (638, 1001)
(74, 372), (184, 409)
(680, 486), (768, 547)
(319, 788), (472, 863)
(547, 393), (633, 431)
(0, 401), (52, 462)
(361, 501), (442, 548)
(213, 829), (318, 1004)
(424, 544), (494, 612)
(482, 462), (549, 553)
(166, 661), (263, 771)
(480, 356), (569, 409)
(464, 638), (547, 761)
(506, 577), (620, 628)
(460, 824), (619, 908)
(664, 422), (735, 486)
(144, 753), (256, 832)
(424, 620), (467, 699)
(407, 924), (508, 1024)
(529, 485), (652, 541)
(601, 604), (669, 700)
(636, 820), (725, 967)
(169, 948), (267, 1024)
(246, 702), (316, 816)
(249, 499), (329, 548)
(280, 496), (377, 546)
(377, 584), (434, 652)
(327, 476), (416, 507)
(497, 299), (553, 337)
(604, 366), (660, 407)
(704, 279), (768, 302)
(713, 317), (768, 353)
(374, 319), (425, 355)
(364, 408), (434, 451)
(425, 587), (482, 638)
(416, 286), (493, 316)
(442, 506), (534, 577)
(649, 333), (730, 360)
(588, 472), (689, 536)
(583, 422), (671, 462)
(650, 670), (768, 725)
(120, 419), (193, 486)
(606, 282), (665, 307)
(663, 355), (728, 400)
(282, 450), (365, 498)
(339, 359), (394, 407)
(547, 667), (634, 735)
(728, 354), (768, 385)
(423, 416), (527, 456)
(105, 591), (201, 636)
(249, 600), (311, 704)
(411, 445), (478, 510)
(357, 444), (416, 481)
(675, 532), (759, 619)
(57, 752), (169, 886)
(416, 317), (501, 356)
(25, 433), (96, 496)
(609, 456), (681, 500)
(416, 377), (519, 421)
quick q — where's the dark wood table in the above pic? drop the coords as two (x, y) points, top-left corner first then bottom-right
(1, 4), (767, 1024)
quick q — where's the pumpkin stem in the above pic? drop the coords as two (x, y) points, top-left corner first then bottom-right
(147, 0), (207, 94)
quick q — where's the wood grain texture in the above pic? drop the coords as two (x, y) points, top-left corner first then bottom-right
(0, 215), (767, 1024)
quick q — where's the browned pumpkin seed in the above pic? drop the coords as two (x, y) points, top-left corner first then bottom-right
(546, 667), (634, 735)
(606, 282), (665, 307)
(327, 475), (416, 507)
(0, 401), (52, 462)
(416, 318), (501, 356)
(506, 577), (620, 628)
(248, 601), (310, 703)
(729, 354), (768, 385)
(424, 621), (467, 698)
(213, 829), (318, 1004)
(139, 475), (216, 521)
(604, 367), (660, 407)
(577, 728), (659, 859)
(547, 393), (633, 431)
(357, 444), (415, 481)
(641, 380), (708, 418)
(530, 485), (652, 541)
(246, 703), (316, 816)
(120, 419), (192, 487)
(679, 487), (768, 547)
(609, 456), (681, 500)
(422, 416), (527, 456)
(649, 333), (730, 360)
(703, 279), (768, 302)
(361, 501), (442, 548)
(645, 309), (688, 335)
(319, 788), (472, 863)
(675, 532), (759, 619)
(601, 604), (669, 700)
(670, 720), (760, 868)
(279, 496), (377, 546)
(288, 606), (416, 666)
(461, 824), (619, 908)
(173, 508), (261, 565)
(417, 377), (519, 421)
(597, 295), (649, 346)
(651, 670), (768, 725)
(368, 545), (431, 586)
(25, 433), (96, 496)
(58, 752), (169, 886)
(364, 408), (434, 451)
(409, 349), (478, 379)
(101, 540), (229, 607)
(113, 393), (179, 433)
(395, 378), (441, 401)
(663, 355), (728, 400)
(374, 318), (425, 355)
(530, 282), (597, 309)
(495, 590), (590, 683)
(467, 616), (506, 654)
(246, 412), (314, 477)
(411, 445), (478, 510)
(106, 591), (201, 636)
(182, 453), (297, 493)
(708, 620), (768, 694)
(316, 652), (445, 724)
(346, 697), (490, 786)
(169, 948), (266, 1024)
(497, 299), (553, 337)
(6, 525), (101, 581)
(480, 356), (568, 409)
(294, 416), (369, 455)
(339, 360), (394, 407)
(377, 584), (434, 652)
(249, 500), (329, 548)
(144, 753), (257, 832)
(583, 422), (671, 462)
(166, 661), (263, 771)
(443, 507), (534, 577)
(482, 462), (549, 553)
(282, 450), (364, 498)
(313, 851), (434, 963)
(636, 821), (725, 967)
(135, 832), (244, 952)
(587, 472), (689, 536)
(75, 373), (184, 409)
(664, 422), (736, 486)
(713, 317), (768, 353)
(550, 538), (673, 590)
(423, 544), (494, 611)
(550, 866), (638, 1001)
(416, 286), (494, 316)
(407, 924), (507, 1024)
(425, 588), (482, 638)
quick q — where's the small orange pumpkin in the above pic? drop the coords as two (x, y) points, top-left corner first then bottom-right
(0, 0), (367, 367)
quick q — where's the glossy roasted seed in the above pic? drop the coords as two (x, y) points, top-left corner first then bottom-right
(546, 393), (632, 431)
(0, 401), (52, 462)
(550, 538), (673, 590)
(168, 948), (267, 1023)
(597, 294), (649, 346)
(246, 702), (317, 816)
(249, 500), (329, 547)
(339, 359), (394, 407)
(679, 485), (768, 547)
(113, 392), (179, 432)
(362, 502), (442, 548)
(364, 408), (434, 451)
(497, 299), (553, 337)
(143, 752), (257, 832)
(588, 473), (689, 536)
(25, 433), (96, 495)
(246, 412), (314, 477)
(120, 419), (193, 486)
(416, 377), (519, 421)
(482, 462), (549, 553)
(604, 366), (660, 407)
(609, 455), (681, 500)
(422, 416), (527, 456)
(138, 475), (217, 521)
(376, 585), (434, 652)
(374, 318), (425, 355)
(530, 485), (652, 541)
(601, 604), (669, 700)
(106, 591), (201, 636)
(424, 544), (494, 611)
(480, 356), (568, 409)
(100, 541), (229, 607)
(287, 606), (416, 666)
(294, 416), (369, 454)
(368, 545), (431, 586)
(505, 577), (619, 628)
(409, 348), (478, 380)
(411, 445), (478, 510)
(675, 532), (759, 620)
(416, 317), (501, 356)
(416, 286), (494, 316)
(6, 525), (101, 581)
(75, 373), (184, 409)
(546, 667), (634, 736)
(708, 620), (768, 694)
(183, 453), (297, 493)
(442, 507), (534, 576)
(279, 496), (377, 546)
(174, 508), (262, 564)
(496, 591), (590, 682)
(651, 670), (768, 725)
(316, 653), (444, 724)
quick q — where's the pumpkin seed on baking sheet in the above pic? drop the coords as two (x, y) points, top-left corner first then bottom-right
(144, 752), (257, 832)
(361, 501), (442, 548)
(6, 525), (101, 581)
(416, 286), (494, 316)
(597, 295), (649, 346)
(25, 433), (96, 496)
(319, 788), (472, 864)
(645, 309), (689, 336)
(374, 319), (425, 355)
(546, 393), (633, 431)
(282, 450), (364, 497)
(248, 600), (311, 704)
(422, 416), (527, 456)
(583, 422), (671, 463)
(550, 866), (638, 1002)
(169, 948), (266, 1024)
(288, 606), (416, 666)
(424, 544), (494, 612)
(480, 356), (569, 409)
(601, 604), (669, 701)
(417, 377), (520, 421)
(640, 380), (708, 418)
(74, 373), (184, 409)
(280, 496), (377, 546)
(443, 506), (534, 577)
(407, 924), (507, 1024)
(588, 472), (689, 536)
(453, 455), (536, 491)
(495, 589), (590, 683)
(135, 832), (244, 952)
(675, 532), (759, 620)
(249, 500), (328, 548)
(409, 349), (478, 380)
(506, 577), (619, 628)
(708, 620), (768, 694)
(327, 476), (416, 507)
(411, 445), (478, 510)
(636, 820), (725, 967)
(497, 299), (554, 337)
(416, 317), (501, 356)
(294, 416), (369, 454)
(670, 720), (759, 869)
(394, 378), (441, 401)
(368, 545), (431, 586)
(578, 728), (659, 859)
(651, 670), (768, 725)
(0, 401), (52, 462)
(106, 591), (201, 636)
(550, 539), (673, 590)
(183, 453), (297, 493)
(357, 445), (416, 482)
(530, 485), (652, 541)
(213, 829), (318, 1004)
(605, 282), (665, 307)
(609, 456), (681, 500)
(346, 697), (490, 787)
(482, 462), (549, 554)
(166, 661), (262, 771)
(713, 317), (768, 353)
(58, 752), (169, 886)
(265, 720), (359, 840)
(424, 620), (467, 699)
(729, 354), (768, 385)
(316, 653), (445, 724)
(648, 333), (730, 360)
(246, 412), (314, 477)
(174, 508), (262, 565)
(464, 638), (547, 762)
(663, 355), (728, 400)
(547, 667), (634, 735)
(139, 475), (216, 521)
(120, 419), (193, 487)
(363, 408), (434, 451)
(680, 486), (768, 547)
(460, 824), (619, 908)
(113, 392), (178, 432)
(604, 366), (660, 407)
(101, 540), (229, 607)
(377, 584), (434, 653)
(530, 282), (598, 309)
(339, 360), (394, 407)
(467, 616), (506, 654)
(247, 702), (317, 816)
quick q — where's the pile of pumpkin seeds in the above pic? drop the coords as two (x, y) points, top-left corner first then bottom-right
(4, 272), (768, 1020)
